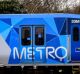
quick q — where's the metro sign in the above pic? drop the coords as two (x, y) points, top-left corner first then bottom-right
(13, 46), (67, 63)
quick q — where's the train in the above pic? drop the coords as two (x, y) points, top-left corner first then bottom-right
(0, 14), (80, 66)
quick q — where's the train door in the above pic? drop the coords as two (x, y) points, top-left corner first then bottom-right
(20, 25), (46, 64)
(33, 26), (46, 63)
(20, 26), (33, 63)
(71, 24), (80, 61)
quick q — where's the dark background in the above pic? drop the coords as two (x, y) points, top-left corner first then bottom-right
(0, 0), (80, 14)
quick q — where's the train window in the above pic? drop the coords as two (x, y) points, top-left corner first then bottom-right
(35, 27), (44, 45)
(73, 27), (79, 41)
(21, 27), (31, 45)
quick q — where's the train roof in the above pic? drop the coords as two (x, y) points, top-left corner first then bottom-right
(0, 13), (80, 18)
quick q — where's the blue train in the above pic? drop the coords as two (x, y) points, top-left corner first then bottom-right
(0, 14), (80, 65)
